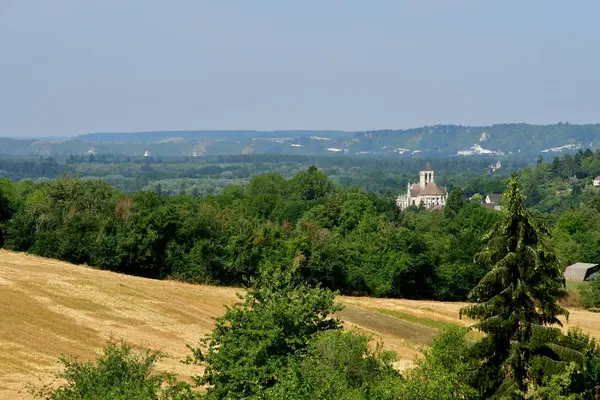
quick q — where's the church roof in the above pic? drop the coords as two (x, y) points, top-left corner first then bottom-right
(410, 184), (421, 197)
(420, 183), (447, 196)
(423, 161), (433, 171)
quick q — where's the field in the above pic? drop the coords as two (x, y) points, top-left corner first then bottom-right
(1, 250), (600, 399)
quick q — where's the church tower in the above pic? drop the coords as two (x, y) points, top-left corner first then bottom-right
(419, 161), (435, 189)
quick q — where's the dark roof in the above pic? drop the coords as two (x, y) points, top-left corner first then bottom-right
(486, 194), (502, 204)
(409, 184), (421, 197)
(423, 161), (433, 171)
(420, 183), (447, 196)
(564, 263), (600, 281)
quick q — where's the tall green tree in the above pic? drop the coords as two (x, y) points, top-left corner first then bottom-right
(444, 186), (464, 218)
(460, 176), (570, 398)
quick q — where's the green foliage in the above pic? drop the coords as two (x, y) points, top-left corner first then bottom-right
(460, 176), (571, 397)
(444, 185), (464, 218)
(395, 327), (480, 400)
(188, 265), (342, 399)
(579, 279), (600, 310)
(265, 330), (403, 400)
(31, 340), (196, 400)
(519, 362), (582, 400)
(0, 166), (505, 301)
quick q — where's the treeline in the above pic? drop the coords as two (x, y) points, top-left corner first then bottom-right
(0, 153), (522, 198)
(0, 167), (503, 300)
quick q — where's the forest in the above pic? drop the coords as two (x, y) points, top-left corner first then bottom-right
(0, 153), (520, 195)
(3, 151), (600, 398)
(2, 152), (600, 298)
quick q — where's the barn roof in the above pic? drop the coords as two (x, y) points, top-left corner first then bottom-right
(486, 194), (502, 204)
(564, 263), (600, 281)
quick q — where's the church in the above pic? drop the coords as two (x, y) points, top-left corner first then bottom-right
(397, 161), (448, 210)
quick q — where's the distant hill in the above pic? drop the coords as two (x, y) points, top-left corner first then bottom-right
(76, 130), (351, 143)
(2, 123), (600, 158)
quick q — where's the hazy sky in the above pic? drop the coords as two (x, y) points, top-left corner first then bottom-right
(1, 1), (599, 137)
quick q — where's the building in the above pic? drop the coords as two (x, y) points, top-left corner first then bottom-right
(397, 161), (447, 210)
(482, 194), (503, 211)
(594, 176), (600, 187)
(564, 263), (600, 281)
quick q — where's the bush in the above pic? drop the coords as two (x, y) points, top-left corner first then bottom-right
(579, 279), (600, 310)
(188, 265), (342, 399)
(265, 330), (403, 400)
(396, 327), (480, 400)
(31, 340), (196, 400)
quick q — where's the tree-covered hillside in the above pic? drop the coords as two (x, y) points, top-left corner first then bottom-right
(3, 122), (600, 157)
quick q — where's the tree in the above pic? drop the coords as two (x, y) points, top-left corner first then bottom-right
(551, 156), (563, 178)
(31, 340), (195, 400)
(536, 155), (544, 165)
(0, 179), (14, 247)
(460, 176), (570, 397)
(444, 186), (464, 218)
(470, 193), (483, 203)
(188, 265), (342, 399)
(288, 165), (334, 202)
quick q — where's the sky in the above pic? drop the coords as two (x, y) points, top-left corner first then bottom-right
(1, 1), (600, 137)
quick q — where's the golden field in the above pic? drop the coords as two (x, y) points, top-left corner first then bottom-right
(1, 249), (599, 399)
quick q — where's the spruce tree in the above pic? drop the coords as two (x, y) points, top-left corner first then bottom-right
(460, 176), (569, 398)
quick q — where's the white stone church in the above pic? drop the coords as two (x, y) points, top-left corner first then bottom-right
(397, 161), (448, 210)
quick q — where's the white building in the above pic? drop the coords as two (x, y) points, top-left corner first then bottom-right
(397, 161), (448, 210)
(594, 176), (600, 187)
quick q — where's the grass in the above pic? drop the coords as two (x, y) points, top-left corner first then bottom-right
(371, 308), (458, 331)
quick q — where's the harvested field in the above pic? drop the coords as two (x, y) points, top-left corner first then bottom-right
(1, 249), (600, 398)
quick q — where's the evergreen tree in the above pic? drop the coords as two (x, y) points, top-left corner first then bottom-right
(551, 156), (563, 178)
(444, 186), (464, 218)
(460, 175), (569, 398)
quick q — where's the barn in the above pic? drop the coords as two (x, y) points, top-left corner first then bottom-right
(563, 263), (600, 281)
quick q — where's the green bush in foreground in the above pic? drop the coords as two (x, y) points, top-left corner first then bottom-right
(31, 340), (196, 400)
(579, 278), (600, 310)
(187, 264), (342, 399)
(265, 330), (402, 400)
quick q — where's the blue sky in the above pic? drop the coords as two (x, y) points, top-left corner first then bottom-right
(1, 1), (599, 136)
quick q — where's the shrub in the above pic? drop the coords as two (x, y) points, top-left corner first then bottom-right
(31, 340), (196, 400)
(265, 330), (402, 400)
(579, 279), (600, 310)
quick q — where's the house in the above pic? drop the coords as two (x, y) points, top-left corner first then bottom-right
(593, 176), (600, 187)
(564, 263), (600, 281)
(396, 161), (448, 210)
(482, 194), (503, 211)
